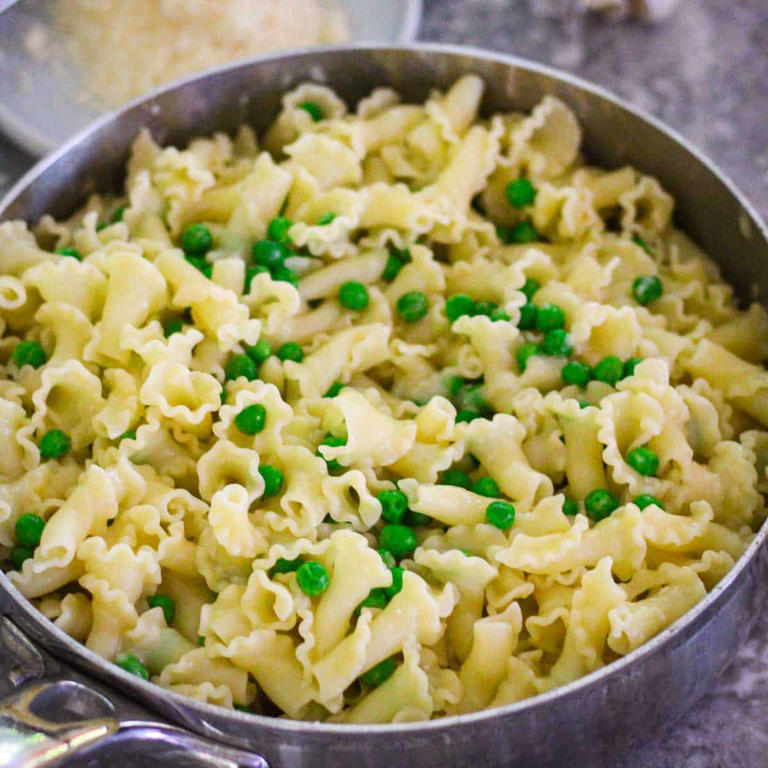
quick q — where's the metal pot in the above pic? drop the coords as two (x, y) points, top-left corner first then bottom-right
(1, 44), (766, 768)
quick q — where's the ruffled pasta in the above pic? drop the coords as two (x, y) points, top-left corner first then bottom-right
(0, 76), (763, 724)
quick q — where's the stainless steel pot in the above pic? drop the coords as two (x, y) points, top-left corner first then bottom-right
(1, 44), (767, 768)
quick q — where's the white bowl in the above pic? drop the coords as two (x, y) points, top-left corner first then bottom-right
(0, 0), (422, 156)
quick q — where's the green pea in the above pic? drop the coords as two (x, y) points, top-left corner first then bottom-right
(339, 281), (369, 311)
(163, 318), (183, 337)
(506, 178), (536, 209)
(396, 291), (429, 323)
(272, 265), (299, 287)
(382, 254), (404, 281)
(445, 294), (476, 323)
(633, 494), (664, 511)
(562, 497), (578, 516)
(360, 657), (396, 687)
(246, 339), (272, 364)
(382, 248), (411, 282)
(442, 469), (471, 489)
(252, 239), (287, 269)
(181, 224), (213, 256)
(12, 340), (47, 369)
(296, 561), (330, 596)
(378, 548), (397, 570)
(384, 566), (403, 599)
(224, 354), (259, 382)
(404, 510), (431, 527)
(561, 360), (592, 387)
(443, 375), (466, 397)
(501, 221), (540, 244)
(632, 234), (651, 253)
(358, 588), (388, 611)
(15, 513), (45, 548)
(517, 303), (538, 331)
(267, 216), (293, 245)
(269, 556), (303, 577)
(455, 409), (481, 423)
(584, 489), (619, 521)
(147, 594), (175, 625)
(198, 635), (206, 647)
(593, 356), (624, 386)
(299, 101), (323, 121)
(118, 429), (137, 441)
(116, 653), (149, 680)
(454, 383), (488, 414)
(521, 277), (541, 301)
(316, 212), (336, 226)
(626, 446), (659, 476)
(471, 477), (500, 498)
(277, 342), (303, 363)
(485, 500), (516, 530)
(324, 381), (344, 398)
(259, 465), (284, 497)
(516, 342), (540, 373)
(39, 429), (71, 460)
(632, 275), (663, 305)
(318, 434), (346, 471)
(535, 303), (566, 332)
(184, 255), (206, 273)
(379, 524), (417, 560)
(542, 329), (572, 357)
(55, 246), (81, 260)
(473, 301), (497, 317)
(490, 308), (511, 322)
(378, 489), (409, 524)
(623, 357), (643, 378)
(112, 205), (126, 223)
(506, 177), (536, 208)
(234, 404), (267, 435)
(244, 264), (269, 293)
(10, 545), (33, 570)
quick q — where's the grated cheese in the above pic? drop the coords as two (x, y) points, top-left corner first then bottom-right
(53, 0), (351, 106)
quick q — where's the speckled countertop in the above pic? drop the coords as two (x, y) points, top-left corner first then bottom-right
(0, 1), (767, 766)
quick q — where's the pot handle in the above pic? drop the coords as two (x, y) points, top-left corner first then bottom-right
(0, 617), (269, 768)
(0, 682), (269, 768)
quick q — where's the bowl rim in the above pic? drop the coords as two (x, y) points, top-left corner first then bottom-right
(0, 0), (424, 156)
(1, 41), (767, 736)
(397, 0), (423, 43)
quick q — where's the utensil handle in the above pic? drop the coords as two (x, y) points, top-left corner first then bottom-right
(0, 617), (269, 768)
(0, 685), (268, 767)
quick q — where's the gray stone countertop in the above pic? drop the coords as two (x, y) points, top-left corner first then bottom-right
(0, 1), (766, 766)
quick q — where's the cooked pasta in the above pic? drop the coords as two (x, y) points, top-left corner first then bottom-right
(1, 76), (765, 723)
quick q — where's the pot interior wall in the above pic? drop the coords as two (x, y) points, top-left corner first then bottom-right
(3, 48), (766, 300)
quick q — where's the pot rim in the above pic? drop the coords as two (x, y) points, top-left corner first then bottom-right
(1, 41), (767, 736)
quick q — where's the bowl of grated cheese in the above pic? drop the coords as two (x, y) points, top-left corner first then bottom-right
(0, 0), (422, 156)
